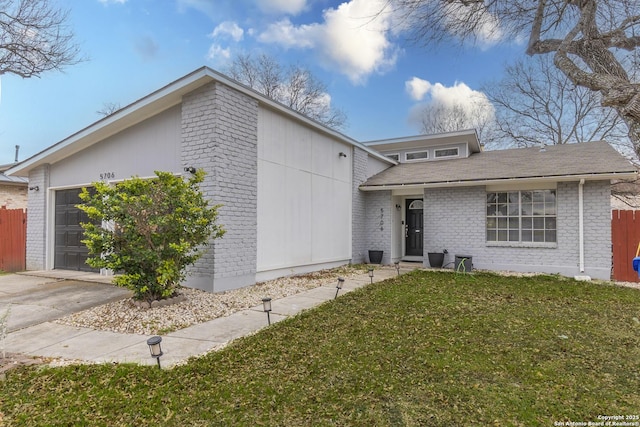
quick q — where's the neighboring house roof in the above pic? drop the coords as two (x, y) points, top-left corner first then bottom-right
(360, 141), (637, 190)
(5, 66), (392, 178)
(612, 179), (640, 209)
(0, 163), (28, 185)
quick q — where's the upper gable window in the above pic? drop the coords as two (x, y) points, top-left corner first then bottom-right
(386, 153), (400, 161)
(435, 147), (459, 158)
(405, 150), (429, 162)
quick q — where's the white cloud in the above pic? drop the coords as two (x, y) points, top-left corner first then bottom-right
(211, 21), (244, 42)
(258, 0), (399, 84)
(257, 0), (307, 15)
(258, 18), (317, 49)
(207, 44), (231, 62)
(406, 79), (495, 130)
(98, 0), (127, 4)
(405, 77), (432, 101)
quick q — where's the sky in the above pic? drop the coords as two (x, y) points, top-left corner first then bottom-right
(0, 0), (527, 166)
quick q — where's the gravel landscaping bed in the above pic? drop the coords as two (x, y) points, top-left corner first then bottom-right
(54, 264), (377, 335)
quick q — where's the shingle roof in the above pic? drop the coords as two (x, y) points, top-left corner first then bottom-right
(361, 141), (637, 189)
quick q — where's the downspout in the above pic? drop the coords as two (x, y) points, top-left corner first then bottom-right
(578, 179), (585, 273)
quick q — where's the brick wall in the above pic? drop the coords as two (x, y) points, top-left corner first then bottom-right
(0, 184), (27, 210)
(422, 181), (612, 279)
(181, 82), (259, 292)
(26, 165), (49, 270)
(351, 147), (367, 264)
(364, 190), (393, 264)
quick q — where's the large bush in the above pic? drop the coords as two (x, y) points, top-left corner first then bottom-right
(78, 170), (225, 301)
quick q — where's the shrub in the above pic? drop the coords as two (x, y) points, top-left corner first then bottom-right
(78, 170), (225, 301)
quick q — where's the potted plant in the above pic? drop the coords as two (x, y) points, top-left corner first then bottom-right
(427, 249), (447, 268)
(368, 250), (384, 264)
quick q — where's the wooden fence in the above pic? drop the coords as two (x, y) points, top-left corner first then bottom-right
(611, 209), (640, 282)
(0, 207), (26, 272)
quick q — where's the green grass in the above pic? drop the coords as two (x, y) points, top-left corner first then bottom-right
(1, 271), (639, 426)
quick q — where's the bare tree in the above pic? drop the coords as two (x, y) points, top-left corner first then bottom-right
(96, 102), (121, 117)
(388, 0), (640, 159)
(0, 0), (81, 78)
(227, 53), (347, 130)
(484, 56), (631, 154)
(417, 98), (495, 142)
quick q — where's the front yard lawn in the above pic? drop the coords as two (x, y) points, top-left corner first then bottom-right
(1, 271), (639, 426)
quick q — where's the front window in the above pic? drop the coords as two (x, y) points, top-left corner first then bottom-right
(486, 190), (557, 243)
(435, 147), (459, 158)
(405, 150), (428, 161)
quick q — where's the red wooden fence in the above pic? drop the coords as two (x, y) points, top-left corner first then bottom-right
(0, 207), (26, 272)
(611, 210), (640, 282)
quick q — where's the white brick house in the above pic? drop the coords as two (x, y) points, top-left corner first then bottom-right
(5, 67), (637, 289)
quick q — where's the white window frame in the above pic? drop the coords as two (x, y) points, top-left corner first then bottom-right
(405, 150), (429, 162)
(385, 153), (400, 161)
(486, 189), (557, 246)
(434, 147), (459, 158)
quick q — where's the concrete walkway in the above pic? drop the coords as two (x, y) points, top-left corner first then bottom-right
(2, 265), (417, 368)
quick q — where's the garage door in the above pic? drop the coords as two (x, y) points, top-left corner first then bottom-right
(54, 188), (98, 272)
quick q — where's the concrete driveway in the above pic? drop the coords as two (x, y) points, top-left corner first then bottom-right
(0, 274), (131, 333)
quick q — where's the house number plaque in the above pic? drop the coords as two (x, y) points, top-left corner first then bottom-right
(99, 172), (116, 180)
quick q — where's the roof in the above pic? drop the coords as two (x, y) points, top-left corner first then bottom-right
(0, 163), (28, 185)
(6, 67), (392, 178)
(360, 141), (637, 190)
(363, 129), (482, 154)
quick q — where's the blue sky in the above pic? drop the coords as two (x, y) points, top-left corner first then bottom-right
(0, 0), (525, 165)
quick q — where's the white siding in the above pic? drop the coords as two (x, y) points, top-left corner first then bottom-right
(257, 107), (352, 273)
(366, 155), (391, 179)
(49, 106), (181, 188)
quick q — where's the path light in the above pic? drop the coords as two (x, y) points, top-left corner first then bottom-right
(335, 277), (345, 299)
(394, 261), (400, 276)
(146, 336), (163, 369)
(262, 297), (272, 325)
(368, 268), (374, 284)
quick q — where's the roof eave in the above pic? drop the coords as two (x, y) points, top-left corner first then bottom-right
(363, 129), (481, 154)
(6, 66), (394, 177)
(7, 67), (216, 177)
(359, 171), (638, 191)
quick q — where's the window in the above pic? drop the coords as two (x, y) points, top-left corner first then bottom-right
(486, 190), (557, 243)
(408, 200), (423, 210)
(435, 147), (459, 158)
(405, 150), (428, 161)
(386, 153), (399, 161)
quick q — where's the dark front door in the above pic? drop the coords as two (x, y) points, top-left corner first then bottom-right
(54, 188), (98, 272)
(405, 199), (424, 256)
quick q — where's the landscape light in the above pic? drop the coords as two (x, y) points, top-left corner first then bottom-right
(368, 268), (374, 284)
(262, 297), (272, 325)
(394, 261), (400, 276)
(146, 336), (163, 369)
(335, 277), (345, 299)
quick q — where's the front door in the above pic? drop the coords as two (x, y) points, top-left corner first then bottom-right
(405, 199), (424, 256)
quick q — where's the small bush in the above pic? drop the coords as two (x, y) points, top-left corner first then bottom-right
(78, 170), (225, 301)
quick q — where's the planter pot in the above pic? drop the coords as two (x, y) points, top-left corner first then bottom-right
(427, 252), (445, 268)
(368, 250), (383, 264)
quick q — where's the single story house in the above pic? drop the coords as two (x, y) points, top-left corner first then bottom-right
(611, 179), (640, 209)
(6, 66), (637, 291)
(0, 163), (28, 210)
